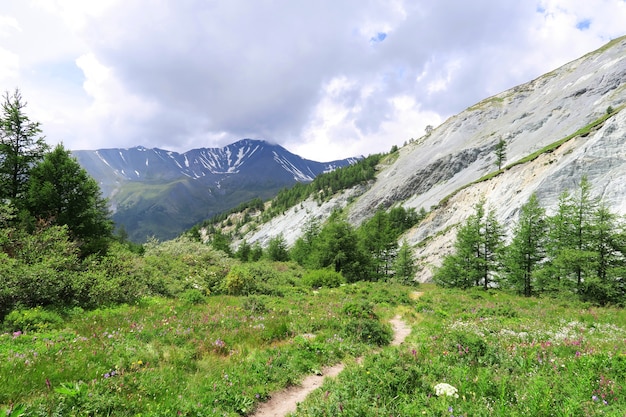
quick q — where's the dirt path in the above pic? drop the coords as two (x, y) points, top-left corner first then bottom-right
(250, 315), (412, 417)
(250, 363), (345, 417)
(389, 315), (412, 346)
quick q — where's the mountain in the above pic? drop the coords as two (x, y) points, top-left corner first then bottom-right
(73, 139), (359, 242)
(229, 36), (626, 282)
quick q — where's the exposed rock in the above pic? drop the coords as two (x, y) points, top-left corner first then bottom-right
(238, 36), (626, 282)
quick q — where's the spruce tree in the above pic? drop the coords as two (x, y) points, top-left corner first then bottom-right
(0, 89), (49, 203)
(26, 144), (113, 255)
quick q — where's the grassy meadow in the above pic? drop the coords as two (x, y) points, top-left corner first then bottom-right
(2, 281), (626, 416)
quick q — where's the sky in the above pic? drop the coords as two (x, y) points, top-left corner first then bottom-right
(1, 1), (625, 161)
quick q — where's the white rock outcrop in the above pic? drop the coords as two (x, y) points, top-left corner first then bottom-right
(238, 36), (626, 282)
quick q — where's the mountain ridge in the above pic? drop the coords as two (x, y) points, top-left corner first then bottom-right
(73, 139), (359, 242)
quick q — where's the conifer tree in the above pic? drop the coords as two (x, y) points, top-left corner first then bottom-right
(434, 199), (504, 289)
(504, 193), (547, 296)
(494, 138), (507, 170)
(0, 89), (49, 203)
(394, 239), (416, 285)
(26, 144), (113, 255)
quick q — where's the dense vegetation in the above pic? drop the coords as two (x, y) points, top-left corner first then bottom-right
(293, 286), (626, 416)
(264, 153), (383, 219)
(435, 177), (626, 305)
(2, 89), (626, 416)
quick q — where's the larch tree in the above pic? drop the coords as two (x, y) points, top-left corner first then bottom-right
(504, 193), (547, 296)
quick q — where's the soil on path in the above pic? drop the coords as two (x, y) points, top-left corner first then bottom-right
(250, 313), (413, 417)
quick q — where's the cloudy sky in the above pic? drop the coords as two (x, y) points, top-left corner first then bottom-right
(1, 1), (625, 161)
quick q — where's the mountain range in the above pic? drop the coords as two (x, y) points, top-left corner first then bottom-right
(73, 139), (359, 242)
(225, 36), (626, 282)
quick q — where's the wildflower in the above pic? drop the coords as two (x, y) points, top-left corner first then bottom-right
(137, 360), (143, 365)
(434, 383), (459, 398)
(592, 395), (598, 401)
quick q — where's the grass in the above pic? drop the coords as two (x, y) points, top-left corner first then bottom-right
(293, 285), (626, 416)
(0, 281), (412, 416)
(3, 282), (626, 416)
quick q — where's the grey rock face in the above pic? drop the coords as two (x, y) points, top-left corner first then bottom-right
(238, 37), (626, 282)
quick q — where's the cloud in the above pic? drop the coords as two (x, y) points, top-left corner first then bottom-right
(1, 0), (626, 160)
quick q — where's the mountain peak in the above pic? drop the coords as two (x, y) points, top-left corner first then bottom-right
(72, 139), (357, 241)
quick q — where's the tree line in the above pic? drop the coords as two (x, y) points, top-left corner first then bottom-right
(434, 177), (626, 305)
(226, 205), (424, 285)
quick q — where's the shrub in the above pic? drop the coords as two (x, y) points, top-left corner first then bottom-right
(342, 300), (378, 319)
(180, 289), (206, 304)
(302, 269), (345, 288)
(343, 318), (392, 346)
(222, 264), (257, 295)
(3, 307), (63, 332)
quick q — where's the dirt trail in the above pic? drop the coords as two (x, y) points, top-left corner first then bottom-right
(250, 314), (413, 417)
(250, 363), (345, 417)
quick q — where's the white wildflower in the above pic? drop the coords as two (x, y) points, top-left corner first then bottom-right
(434, 383), (459, 398)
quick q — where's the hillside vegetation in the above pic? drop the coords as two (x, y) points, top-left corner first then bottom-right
(3, 35), (626, 415)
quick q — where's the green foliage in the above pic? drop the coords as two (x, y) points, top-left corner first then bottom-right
(222, 264), (258, 295)
(434, 199), (505, 289)
(302, 269), (345, 288)
(266, 233), (289, 261)
(309, 216), (370, 282)
(341, 300), (392, 346)
(503, 193), (547, 296)
(0, 89), (49, 203)
(343, 317), (392, 346)
(142, 237), (231, 296)
(494, 137), (507, 170)
(25, 144), (113, 256)
(3, 307), (63, 332)
(179, 288), (206, 304)
(393, 239), (417, 284)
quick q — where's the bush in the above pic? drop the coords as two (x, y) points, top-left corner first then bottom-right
(180, 289), (206, 304)
(3, 307), (63, 332)
(343, 318), (392, 346)
(342, 300), (378, 319)
(302, 269), (345, 288)
(222, 264), (257, 295)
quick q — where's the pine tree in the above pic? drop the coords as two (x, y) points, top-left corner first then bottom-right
(26, 144), (113, 255)
(0, 89), (49, 203)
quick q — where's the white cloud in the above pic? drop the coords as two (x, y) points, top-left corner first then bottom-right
(0, 0), (625, 159)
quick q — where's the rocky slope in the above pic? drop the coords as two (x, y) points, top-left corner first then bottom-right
(236, 36), (626, 282)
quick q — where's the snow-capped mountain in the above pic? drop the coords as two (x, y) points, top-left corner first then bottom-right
(73, 139), (358, 242)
